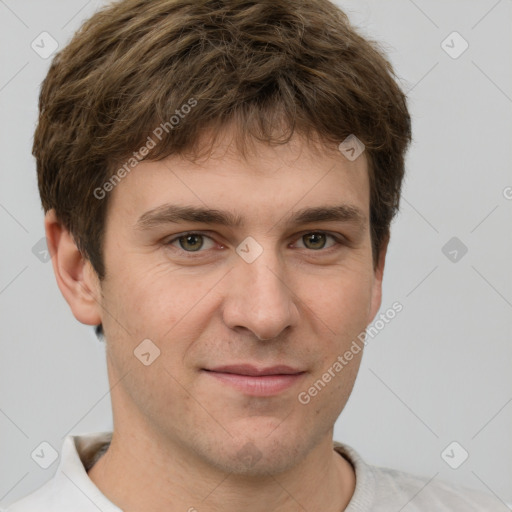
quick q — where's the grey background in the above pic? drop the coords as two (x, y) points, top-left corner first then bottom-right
(1, 0), (511, 508)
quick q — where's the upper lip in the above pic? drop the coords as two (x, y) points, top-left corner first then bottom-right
(205, 364), (305, 376)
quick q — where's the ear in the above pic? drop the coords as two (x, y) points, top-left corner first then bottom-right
(367, 233), (389, 324)
(44, 209), (102, 326)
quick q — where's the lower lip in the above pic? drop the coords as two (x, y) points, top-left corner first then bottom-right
(204, 371), (305, 396)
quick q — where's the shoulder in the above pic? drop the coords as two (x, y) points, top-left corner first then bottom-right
(370, 465), (505, 511)
(2, 478), (56, 512)
(3, 432), (116, 512)
(334, 442), (507, 511)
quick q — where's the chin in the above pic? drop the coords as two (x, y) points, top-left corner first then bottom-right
(203, 433), (309, 477)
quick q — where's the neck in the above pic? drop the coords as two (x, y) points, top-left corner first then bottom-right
(87, 428), (355, 512)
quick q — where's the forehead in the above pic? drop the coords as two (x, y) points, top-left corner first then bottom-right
(105, 130), (370, 231)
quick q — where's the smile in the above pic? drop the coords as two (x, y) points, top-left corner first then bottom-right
(202, 367), (306, 396)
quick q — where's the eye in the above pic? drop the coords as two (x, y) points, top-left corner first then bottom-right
(164, 230), (345, 257)
(293, 232), (343, 251)
(166, 232), (217, 252)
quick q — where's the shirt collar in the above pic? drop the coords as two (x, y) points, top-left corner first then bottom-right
(334, 440), (377, 511)
(43, 431), (121, 512)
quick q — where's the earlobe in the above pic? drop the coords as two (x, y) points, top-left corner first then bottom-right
(44, 209), (102, 326)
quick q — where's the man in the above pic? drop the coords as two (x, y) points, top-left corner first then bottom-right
(5, 0), (503, 510)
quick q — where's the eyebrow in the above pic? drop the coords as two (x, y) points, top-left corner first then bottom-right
(134, 203), (367, 232)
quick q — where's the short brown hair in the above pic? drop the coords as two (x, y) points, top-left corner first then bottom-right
(34, 0), (411, 281)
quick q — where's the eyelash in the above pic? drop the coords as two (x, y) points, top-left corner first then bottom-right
(164, 231), (347, 257)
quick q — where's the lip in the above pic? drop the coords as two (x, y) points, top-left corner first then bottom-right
(203, 364), (306, 396)
(207, 364), (303, 376)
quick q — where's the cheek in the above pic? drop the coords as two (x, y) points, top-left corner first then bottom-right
(104, 266), (227, 372)
(105, 265), (195, 331)
(301, 266), (373, 338)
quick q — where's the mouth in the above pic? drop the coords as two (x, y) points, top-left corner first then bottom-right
(202, 364), (306, 396)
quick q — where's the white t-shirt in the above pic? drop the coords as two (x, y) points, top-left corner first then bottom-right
(2, 431), (506, 511)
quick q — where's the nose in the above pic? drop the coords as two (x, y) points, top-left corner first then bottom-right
(221, 246), (300, 341)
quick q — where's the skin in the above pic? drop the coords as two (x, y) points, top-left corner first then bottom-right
(45, 126), (388, 512)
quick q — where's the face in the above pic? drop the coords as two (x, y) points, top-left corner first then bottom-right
(85, 129), (385, 475)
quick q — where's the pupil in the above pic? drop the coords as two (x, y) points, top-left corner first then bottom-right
(180, 234), (203, 251)
(305, 233), (325, 250)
